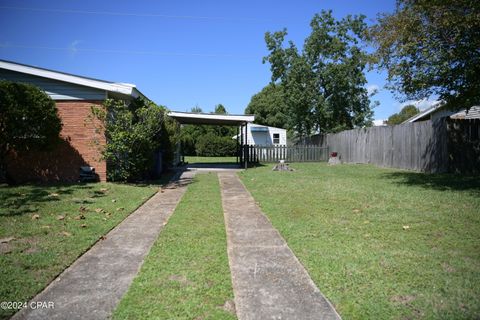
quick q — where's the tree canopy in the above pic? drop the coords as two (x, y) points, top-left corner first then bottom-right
(245, 83), (288, 129)
(0, 80), (62, 182)
(369, 0), (480, 110)
(386, 104), (420, 125)
(259, 10), (375, 137)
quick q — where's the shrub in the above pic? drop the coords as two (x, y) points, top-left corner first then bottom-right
(0, 80), (62, 183)
(195, 132), (237, 157)
(91, 98), (177, 182)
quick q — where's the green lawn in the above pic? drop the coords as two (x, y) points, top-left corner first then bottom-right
(113, 173), (235, 320)
(184, 156), (237, 164)
(239, 163), (480, 319)
(0, 181), (163, 319)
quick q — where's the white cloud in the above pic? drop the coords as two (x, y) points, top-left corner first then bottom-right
(68, 40), (82, 56)
(367, 84), (379, 96)
(373, 119), (387, 126)
(398, 98), (439, 111)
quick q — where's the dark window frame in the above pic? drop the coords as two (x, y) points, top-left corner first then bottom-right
(273, 133), (280, 144)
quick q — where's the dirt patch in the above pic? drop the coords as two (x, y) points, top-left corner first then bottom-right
(17, 236), (41, 254)
(168, 274), (193, 286)
(221, 299), (236, 315)
(0, 242), (13, 254)
(391, 295), (416, 305)
(442, 262), (456, 273)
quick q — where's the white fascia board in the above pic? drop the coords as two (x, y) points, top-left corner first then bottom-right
(169, 111), (255, 123)
(0, 60), (135, 96)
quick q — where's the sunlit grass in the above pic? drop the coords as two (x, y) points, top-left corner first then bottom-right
(240, 163), (480, 319)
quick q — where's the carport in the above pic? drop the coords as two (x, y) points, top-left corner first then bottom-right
(168, 111), (255, 168)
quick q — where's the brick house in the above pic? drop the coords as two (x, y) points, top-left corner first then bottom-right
(0, 59), (146, 183)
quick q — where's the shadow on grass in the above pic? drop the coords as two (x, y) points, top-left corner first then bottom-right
(0, 183), (95, 217)
(382, 171), (480, 193)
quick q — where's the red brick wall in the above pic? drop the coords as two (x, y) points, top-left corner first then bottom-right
(7, 101), (107, 183)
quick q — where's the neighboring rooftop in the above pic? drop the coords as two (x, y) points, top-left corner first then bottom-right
(402, 102), (480, 123)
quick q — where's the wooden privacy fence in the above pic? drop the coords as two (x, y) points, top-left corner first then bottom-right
(243, 145), (329, 163)
(317, 118), (480, 174)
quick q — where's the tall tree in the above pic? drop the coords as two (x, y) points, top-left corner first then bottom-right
(0, 81), (62, 183)
(245, 83), (288, 129)
(369, 0), (480, 110)
(214, 104), (227, 114)
(386, 104), (420, 125)
(263, 10), (374, 137)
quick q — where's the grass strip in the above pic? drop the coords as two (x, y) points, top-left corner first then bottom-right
(184, 156), (237, 164)
(240, 163), (480, 319)
(113, 173), (235, 320)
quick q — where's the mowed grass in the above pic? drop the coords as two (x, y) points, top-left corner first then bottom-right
(113, 173), (235, 320)
(185, 156), (237, 164)
(239, 163), (480, 319)
(0, 181), (162, 319)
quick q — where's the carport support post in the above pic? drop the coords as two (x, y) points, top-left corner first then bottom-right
(244, 123), (248, 169)
(240, 123), (243, 165)
(236, 125), (239, 164)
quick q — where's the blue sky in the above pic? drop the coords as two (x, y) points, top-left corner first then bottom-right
(0, 0), (436, 120)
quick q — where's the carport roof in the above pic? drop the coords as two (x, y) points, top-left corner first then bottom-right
(168, 111), (254, 125)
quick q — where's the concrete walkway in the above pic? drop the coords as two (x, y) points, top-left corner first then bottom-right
(13, 170), (195, 320)
(218, 172), (341, 320)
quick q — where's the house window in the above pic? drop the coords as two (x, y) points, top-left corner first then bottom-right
(273, 133), (280, 144)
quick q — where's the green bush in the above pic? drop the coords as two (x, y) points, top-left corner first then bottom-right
(91, 98), (178, 182)
(0, 80), (62, 183)
(195, 132), (237, 157)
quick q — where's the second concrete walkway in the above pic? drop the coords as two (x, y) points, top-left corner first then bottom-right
(218, 172), (341, 320)
(13, 170), (195, 320)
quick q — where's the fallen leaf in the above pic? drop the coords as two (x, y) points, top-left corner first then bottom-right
(111, 199), (116, 203)
(99, 188), (108, 193)
(41, 225), (51, 229)
(48, 193), (59, 197)
(116, 207), (124, 211)
(57, 215), (65, 220)
(105, 212), (112, 217)
(102, 218), (107, 221)
(74, 214), (86, 220)
(100, 236), (107, 240)
(352, 209), (361, 213)
(80, 224), (87, 228)
(61, 231), (72, 237)
(79, 206), (88, 212)
(0, 237), (15, 243)
(32, 214), (40, 220)
(403, 225), (410, 230)
(95, 208), (104, 213)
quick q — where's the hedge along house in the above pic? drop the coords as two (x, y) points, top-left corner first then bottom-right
(0, 59), (146, 183)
